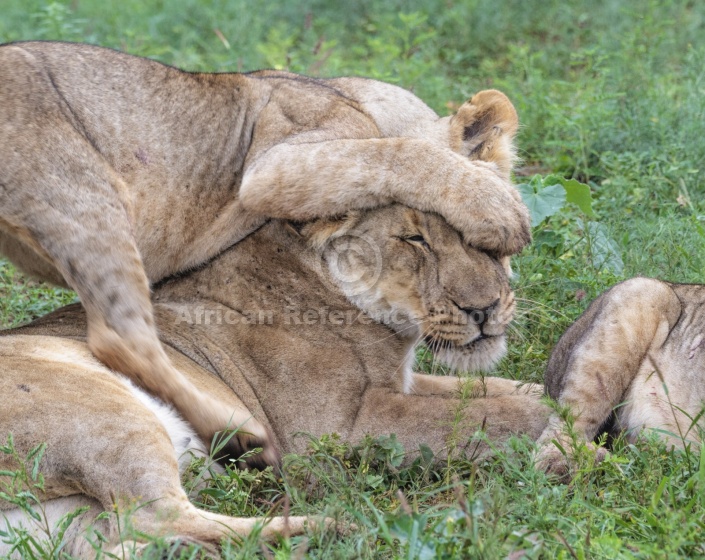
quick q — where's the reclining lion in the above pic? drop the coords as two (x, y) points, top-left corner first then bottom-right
(0, 202), (548, 557)
(0, 40), (529, 457)
(537, 277), (705, 474)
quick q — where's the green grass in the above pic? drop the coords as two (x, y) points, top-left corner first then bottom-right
(2, 0), (705, 557)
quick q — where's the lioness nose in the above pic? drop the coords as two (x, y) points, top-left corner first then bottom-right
(461, 299), (499, 327)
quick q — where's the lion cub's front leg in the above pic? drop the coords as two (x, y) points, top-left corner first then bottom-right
(240, 90), (530, 256)
(83, 238), (272, 464)
(31, 220), (270, 464)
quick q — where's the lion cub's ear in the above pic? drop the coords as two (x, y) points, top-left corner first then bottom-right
(294, 212), (362, 250)
(449, 89), (519, 179)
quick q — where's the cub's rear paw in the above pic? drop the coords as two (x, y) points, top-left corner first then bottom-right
(214, 426), (281, 470)
(188, 395), (280, 468)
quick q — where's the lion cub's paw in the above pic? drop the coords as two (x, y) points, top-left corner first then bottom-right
(465, 197), (532, 256)
(445, 172), (532, 256)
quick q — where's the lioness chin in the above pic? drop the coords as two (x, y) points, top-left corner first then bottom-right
(0, 203), (546, 557)
(0, 41), (530, 457)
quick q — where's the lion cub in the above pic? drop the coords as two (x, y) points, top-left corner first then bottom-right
(0, 41), (527, 457)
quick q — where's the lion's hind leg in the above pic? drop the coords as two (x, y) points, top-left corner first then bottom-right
(0, 111), (271, 464)
(1, 448), (306, 558)
(1, 496), (295, 559)
(0, 497), (211, 560)
(536, 277), (682, 475)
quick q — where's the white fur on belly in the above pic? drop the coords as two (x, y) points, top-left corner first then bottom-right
(116, 376), (209, 472)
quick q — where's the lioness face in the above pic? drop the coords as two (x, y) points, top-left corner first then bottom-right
(309, 204), (515, 372)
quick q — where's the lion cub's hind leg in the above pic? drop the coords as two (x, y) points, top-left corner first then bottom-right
(0, 112), (270, 464)
(536, 278), (682, 475)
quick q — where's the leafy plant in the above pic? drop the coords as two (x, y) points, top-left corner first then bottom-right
(518, 174), (623, 274)
(517, 174), (594, 226)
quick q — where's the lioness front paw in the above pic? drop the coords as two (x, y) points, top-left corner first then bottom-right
(535, 440), (609, 481)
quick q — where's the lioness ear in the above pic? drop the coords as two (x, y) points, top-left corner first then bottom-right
(297, 212), (362, 250)
(449, 89), (519, 179)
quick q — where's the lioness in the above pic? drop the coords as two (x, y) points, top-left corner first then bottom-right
(536, 278), (705, 474)
(0, 202), (547, 557)
(0, 41), (530, 456)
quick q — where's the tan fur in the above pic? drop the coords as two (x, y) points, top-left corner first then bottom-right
(0, 202), (546, 556)
(536, 277), (705, 475)
(0, 41), (529, 457)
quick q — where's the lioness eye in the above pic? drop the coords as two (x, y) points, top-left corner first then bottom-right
(406, 235), (430, 248)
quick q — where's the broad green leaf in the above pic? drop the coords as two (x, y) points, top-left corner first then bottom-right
(561, 178), (595, 216)
(540, 173), (564, 186)
(418, 443), (435, 467)
(533, 230), (564, 250)
(543, 174), (595, 217)
(517, 182), (566, 227)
